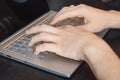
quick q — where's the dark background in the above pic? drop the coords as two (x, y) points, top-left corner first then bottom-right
(0, 0), (120, 80)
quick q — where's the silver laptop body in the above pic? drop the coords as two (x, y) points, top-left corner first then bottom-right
(0, 11), (108, 77)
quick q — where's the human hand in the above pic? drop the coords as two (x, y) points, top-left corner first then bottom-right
(51, 4), (120, 32)
(26, 24), (106, 61)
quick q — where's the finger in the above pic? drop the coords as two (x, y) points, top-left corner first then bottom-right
(70, 5), (75, 7)
(50, 6), (78, 25)
(26, 24), (60, 35)
(50, 8), (85, 25)
(54, 5), (75, 19)
(55, 5), (79, 19)
(29, 32), (59, 46)
(50, 4), (88, 25)
(34, 43), (58, 55)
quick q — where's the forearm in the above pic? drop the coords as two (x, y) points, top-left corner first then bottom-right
(108, 10), (120, 29)
(83, 40), (120, 80)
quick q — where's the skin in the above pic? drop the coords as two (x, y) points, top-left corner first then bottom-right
(51, 4), (120, 32)
(26, 4), (120, 80)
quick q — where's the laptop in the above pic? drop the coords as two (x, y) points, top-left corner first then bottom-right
(0, 11), (108, 77)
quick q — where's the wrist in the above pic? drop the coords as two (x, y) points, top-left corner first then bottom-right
(108, 10), (120, 29)
(82, 40), (120, 80)
(82, 39), (111, 62)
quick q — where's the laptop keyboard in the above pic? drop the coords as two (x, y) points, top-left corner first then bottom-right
(5, 16), (54, 61)
(5, 35), (49, 61)
(5, 15), (84, 62)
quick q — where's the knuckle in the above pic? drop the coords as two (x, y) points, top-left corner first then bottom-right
(62, 7), (68, 10)
(61, 6), (70, 11)
(79, 4), (86, 7)
(78, 4), (88, 10)
(69, 5), (75, 7)
(80, 6), (87, 10)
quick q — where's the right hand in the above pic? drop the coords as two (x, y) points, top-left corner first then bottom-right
(51, 4), (120, 32)
(26, 24), (109, 61)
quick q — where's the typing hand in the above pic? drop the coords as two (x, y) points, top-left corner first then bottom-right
(51, 4), (120, 32)
(26, 24), (105, 61)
